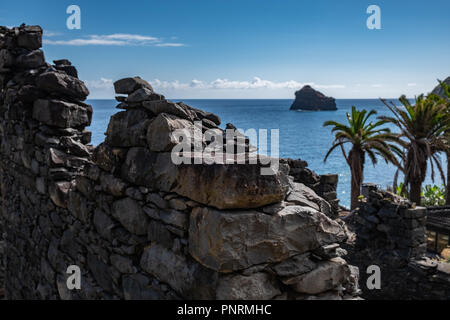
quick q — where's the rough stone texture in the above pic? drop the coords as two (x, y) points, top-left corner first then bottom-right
(16, 25), (43, 50)
(189, 206), (348, 272)
(216, 273), (281, 300)
(146, 113), (194, 152)
(112, 198), (148, 235)
(344, 184), (450, 300)
(271, 253), (317, 278)
(283, 257), (349, 294)
(36, 71), (89, 101)
(105, 109), (150, 147)
(352, 184), (427, 261)
(290, 85), (337, 111)
(113, 77), (153, 95)
(282, 158), (340, 217)
(33, 99), (92, 128)
(121, 150), (291, 210)
(143, 100), (196, 121)
(0, 25), (360, 300)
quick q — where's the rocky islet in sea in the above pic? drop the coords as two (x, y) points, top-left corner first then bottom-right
(290, 85), (337, 111)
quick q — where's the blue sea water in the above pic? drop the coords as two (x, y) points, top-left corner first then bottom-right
(87, 99), (446, 208)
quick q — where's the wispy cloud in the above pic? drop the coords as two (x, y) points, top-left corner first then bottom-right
(407, 83), (417, 87)
(150, 77), (345, 90)
(84, 78), (114, 89)
(155, 43), (186, 47)
(93, 34), (159, 42)
(44, 38), (126, 46)
(43, 33), (185, 47)
(371, 84), (382, 88)
(43, 30), (62, 37)
(85, 77), (344, 91)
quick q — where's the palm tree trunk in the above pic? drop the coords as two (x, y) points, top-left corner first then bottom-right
(446, 152), (450, 205)
(410, 181), (422, 205)
(350, 148), (364, 211)
(405, 147), (426, 206)
(350, 174), (361, 210)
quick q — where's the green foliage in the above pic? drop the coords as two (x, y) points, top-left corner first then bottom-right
(421, 184), (446, 207)
(323, 106), (402, 166)
(380, 95), (450, 185)
(393, 183), (446, 207)
(323, 106), (401, 209)
(395, 182), (407, 198)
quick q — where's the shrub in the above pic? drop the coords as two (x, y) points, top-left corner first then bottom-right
(421, 184), (446, 207)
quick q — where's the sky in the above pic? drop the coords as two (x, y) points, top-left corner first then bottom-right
(1, 0), (449, 99)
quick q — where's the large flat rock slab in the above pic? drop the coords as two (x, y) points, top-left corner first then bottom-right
(121, 148), (289, 209)
(188, 205), (348, 272)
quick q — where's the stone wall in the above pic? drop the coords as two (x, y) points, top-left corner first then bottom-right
(344, 183), (450, 299)
(283, 158), (340, 218)
(0, 25), (360, 300)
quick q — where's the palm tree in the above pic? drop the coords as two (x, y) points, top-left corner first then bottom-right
(430, 80), (450, 204)
(324, 106), (402, 210)
(380, 94), (450, 205)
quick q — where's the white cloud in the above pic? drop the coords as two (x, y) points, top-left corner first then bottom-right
(155, 43), (185, 47)
(84, 78), (115, 98)
(407, 83), (417, 87)
(83, 76), (345, 93)
(92, 34), (159, 42)
(84, 78), (114, 89)
(371, 84), (382, 88)
(43, 30), (61, 37)
(149, 77), (345, 91)
(44, 38), (126, 46)
(43, 33), (185, 47)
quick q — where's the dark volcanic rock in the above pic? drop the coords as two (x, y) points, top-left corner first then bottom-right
(113, 76), (153, 94)
(121, 149), (290, 210)
(16, 50), (45, 69)
(290, 85), (337, 111)
(17, 25), (43, 50)
(0, 25), (361, 301)
(105, 109), (150, 147)
(36, 71), (89, 101)
(33, 99), (92, 128)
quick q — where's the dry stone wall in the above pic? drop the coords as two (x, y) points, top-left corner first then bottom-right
(344, 184), (450, 300)
(283, 158), (340, 218)
(0, 25), (360, 300)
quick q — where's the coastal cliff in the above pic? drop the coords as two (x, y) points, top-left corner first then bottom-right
(432, 76), (450, 99)
(290, 85), (337, 111)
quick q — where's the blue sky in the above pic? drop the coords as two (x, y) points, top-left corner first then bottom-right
(1, 0), (449, 99)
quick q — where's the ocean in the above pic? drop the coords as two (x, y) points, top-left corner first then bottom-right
(87, 98), (446, 208)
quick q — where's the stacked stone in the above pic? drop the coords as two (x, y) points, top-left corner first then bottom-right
(344, 183), (437, 299)
(0, 25), (93, 299)
(405, 257), (450, 299)
(0, 24), (360, 300)
(353, 183), (427, 260)
(282, 158), (340, 217)
(0, 218), (3, 298)
(84, 77), (360, 299)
